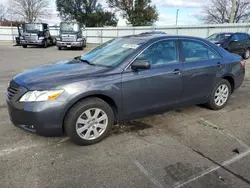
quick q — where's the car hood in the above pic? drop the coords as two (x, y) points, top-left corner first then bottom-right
(13, 59), (112, 89)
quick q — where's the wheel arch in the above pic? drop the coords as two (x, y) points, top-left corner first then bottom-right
(222, 74), (235, 93)
(62, 93), (120, 134)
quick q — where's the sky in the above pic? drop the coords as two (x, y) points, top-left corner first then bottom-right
(0, 0), (208, 26)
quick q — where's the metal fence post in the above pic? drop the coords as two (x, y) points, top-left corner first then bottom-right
(117, 28), (119, 38)
(101, 29), (103, 44)
(206, 26), (210, 37)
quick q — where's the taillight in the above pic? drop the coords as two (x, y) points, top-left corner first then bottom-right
(240, 60), (245, 67)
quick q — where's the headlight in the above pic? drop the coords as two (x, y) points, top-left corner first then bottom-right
(77, 38), (83, 41)
(20, 90), (64, 102)
(39, 37), (45, 40)
(56, 38), (61, 41)
(216, 43), (221, 46)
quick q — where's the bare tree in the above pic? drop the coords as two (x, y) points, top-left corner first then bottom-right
(0, 4), (9, 21)
(9, 0), (50, 22)
(201, 0), (250, 24)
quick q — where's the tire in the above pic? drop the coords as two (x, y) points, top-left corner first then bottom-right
(79, 46), (84, 50)
(22, 45), (27, 48)
(206, 79), (231, 110)
(84, 40), (86, 47)
(43, 40), (48, 48)
(58, 46), (62, 50)
(64, 97), (114, 145)
(243, 48), (250, 59)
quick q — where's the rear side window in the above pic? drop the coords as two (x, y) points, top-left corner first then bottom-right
(182, 40), (220, 62)
(241, 34), (249, 40)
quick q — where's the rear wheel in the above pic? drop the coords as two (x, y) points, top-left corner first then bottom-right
(22, 45), (27, 48)
(207, 79), (231, 110)
(243, 48), (250, 59)
(64, 98), (114, 145)
(58, 46), (62, 50)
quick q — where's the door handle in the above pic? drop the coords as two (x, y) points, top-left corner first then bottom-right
(173, 69), (181, 75)
(216, 62), (222, 68)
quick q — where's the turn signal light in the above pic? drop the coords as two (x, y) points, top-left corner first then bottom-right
(240, 61), (245, 67)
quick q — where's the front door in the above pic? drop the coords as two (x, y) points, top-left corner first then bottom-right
(121, 39), (183, 119)
(180, 39), (222, 104)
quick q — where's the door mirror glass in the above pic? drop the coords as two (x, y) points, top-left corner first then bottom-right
(131, 60), (151, 70)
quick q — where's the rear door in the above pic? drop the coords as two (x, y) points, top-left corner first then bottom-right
(180, 39), (222, 104)
(121, 39), (183, 119)
(229, 34), (244, 54)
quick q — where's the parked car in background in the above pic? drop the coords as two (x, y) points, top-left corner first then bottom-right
(15, 24), (24, 46)
(207, 32), (250, 59)
(20, 23), (56, 48)
(7, 33), (245, 145)
(56, 22), (86, 50)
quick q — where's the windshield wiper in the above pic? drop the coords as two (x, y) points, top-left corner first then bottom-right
(74, 56), (95, 66)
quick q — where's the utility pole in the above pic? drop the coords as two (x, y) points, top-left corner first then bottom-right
(176, 9), (179, 25)
(229, 0), (236, 23)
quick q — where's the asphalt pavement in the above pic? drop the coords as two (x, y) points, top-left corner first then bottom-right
(0, 44), (250, 188)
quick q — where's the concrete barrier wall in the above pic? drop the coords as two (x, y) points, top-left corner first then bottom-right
(1, 23), (250, 44)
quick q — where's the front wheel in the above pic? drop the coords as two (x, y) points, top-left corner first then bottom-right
(206, 79), (231, 110)
(64, 98), (114, 145)
(22, 45), (27, 48)
(243, 48), (250, 59)
(43, 40), (48, 48)
(58, 46), (62, 50)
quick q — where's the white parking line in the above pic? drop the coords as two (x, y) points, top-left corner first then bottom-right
(199, 118), (250, 149)
(174, 149), (250, 188)
(59, 137), (69, 143)
(133, 160), (164, 188)
(0, 121), (10, 124)
(0, 144), (38, 157)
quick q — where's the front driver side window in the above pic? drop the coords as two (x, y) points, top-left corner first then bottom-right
(231, 34), (240, 41)
(137, 40), (178, 66)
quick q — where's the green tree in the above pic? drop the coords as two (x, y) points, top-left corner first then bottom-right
(56, 0), (118, 27)
(107, 0), (158, 26)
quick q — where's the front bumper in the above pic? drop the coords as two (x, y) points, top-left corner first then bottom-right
(6, 84), (65, 136)
(20, 39), (44, 46)
(56, 41), (83, 47)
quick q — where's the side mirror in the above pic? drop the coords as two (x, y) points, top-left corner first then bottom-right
(131, 60), (151, 71)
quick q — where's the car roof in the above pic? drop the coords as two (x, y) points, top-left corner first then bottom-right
(213, 32), (249, 35)
(121, 32), (209, 43)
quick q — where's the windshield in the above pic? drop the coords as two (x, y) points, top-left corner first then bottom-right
(60, 23), (80, 33)
(24, 24), (43, 32)
(207, 33), (231, 41)
(80, 38), (145, 67)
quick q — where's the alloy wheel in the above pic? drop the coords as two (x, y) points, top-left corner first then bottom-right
(214, 84), (229, 106)
(75, 108), (108, 140)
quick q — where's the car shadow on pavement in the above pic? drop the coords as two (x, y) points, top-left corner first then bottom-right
(111, 121), (153, 136)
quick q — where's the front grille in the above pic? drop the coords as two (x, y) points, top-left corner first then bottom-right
(62, 36), (76, 42)
(7, 87), (19, 100)
(7, 80), (20, 100)
(24, 35), (38, 41)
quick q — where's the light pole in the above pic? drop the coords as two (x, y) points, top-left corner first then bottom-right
(176, 9), (179, 26)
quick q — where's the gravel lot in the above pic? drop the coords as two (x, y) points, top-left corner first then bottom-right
(0, 44), (250, 188)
